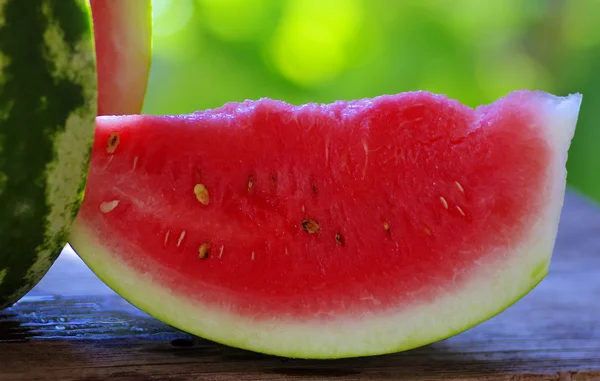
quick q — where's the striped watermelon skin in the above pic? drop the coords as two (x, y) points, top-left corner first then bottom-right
(0, 0), (97, 309)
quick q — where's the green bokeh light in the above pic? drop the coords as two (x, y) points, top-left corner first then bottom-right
(268, 0), (364, 87)
(143, 0), (600, 202)
(198, 0), (270, 41)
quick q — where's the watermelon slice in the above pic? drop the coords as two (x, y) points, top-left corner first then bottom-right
(70, 90), (581, 359)
(90, 0), (152, 116)
(0, 0), (152, 310)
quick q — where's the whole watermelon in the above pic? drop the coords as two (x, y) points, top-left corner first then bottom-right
(0, 0), (152, 309)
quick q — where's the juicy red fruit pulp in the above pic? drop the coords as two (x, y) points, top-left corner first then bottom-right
(79, 91), (551, 320)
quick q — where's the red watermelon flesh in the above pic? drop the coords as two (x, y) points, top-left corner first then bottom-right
(70, 90), (580, 358)
(90, 0), (152, 116)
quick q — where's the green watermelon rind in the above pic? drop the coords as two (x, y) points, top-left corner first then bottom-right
(0, 0), (97, 309)
(71, 229), (551, 359)
(70, 92), (581, 359)
(0, 0), (154, 310)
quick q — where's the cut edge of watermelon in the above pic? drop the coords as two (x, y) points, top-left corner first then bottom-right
(70, 92), (581, 359)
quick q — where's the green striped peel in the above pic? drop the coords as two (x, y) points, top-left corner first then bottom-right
(0, 0), (97, 309)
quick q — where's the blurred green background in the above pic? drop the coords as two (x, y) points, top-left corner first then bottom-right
(142, 0), (599, 203)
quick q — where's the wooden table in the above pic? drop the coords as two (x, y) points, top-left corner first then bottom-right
(2, 191), (599, 380)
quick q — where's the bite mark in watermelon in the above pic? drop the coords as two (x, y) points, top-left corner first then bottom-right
(70, 90), (581, 358)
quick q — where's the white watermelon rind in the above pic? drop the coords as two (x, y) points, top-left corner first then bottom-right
(69, 91), (581, 359)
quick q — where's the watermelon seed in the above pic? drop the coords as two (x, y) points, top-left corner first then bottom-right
(251, 251), (255, 260)
(99, 200), (119, 213)
(440, 196), (449, 209)
(132, 156), (138, 171)
(301, 218), (320, 234)
(456, 205), (466, 217)
(177, 231), (186, 247)
(219, 245), (224, 259)
(164, 230), (171, 246)
(194, 184), (210, 205)
(335, 232), (344, 246)
(312, 184), (318, 194)
(106, 133), (120, 154)
(271, 175), (277, 183)
(424, 227), (432, 236)
(248, 175), (255, 190)
(198, 241), (210, 259)
(360, 295), (382, 305)
(361, 139), (369, 179)
(383, 221), (390, 233)
(455, 181), (464, 194)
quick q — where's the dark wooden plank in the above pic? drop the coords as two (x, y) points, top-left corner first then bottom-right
(1, 190), (599, 381)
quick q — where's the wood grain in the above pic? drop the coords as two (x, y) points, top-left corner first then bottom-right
(1, 191), (599, 381)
